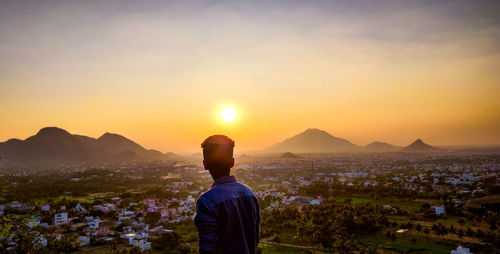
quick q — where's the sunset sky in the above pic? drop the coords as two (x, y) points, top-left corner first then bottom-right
(1, 0), (499, 153)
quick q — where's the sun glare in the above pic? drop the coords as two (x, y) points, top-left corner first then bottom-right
(221, 108), (237, 122)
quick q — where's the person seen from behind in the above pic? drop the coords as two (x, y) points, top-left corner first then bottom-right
(195, 135), (261, 254)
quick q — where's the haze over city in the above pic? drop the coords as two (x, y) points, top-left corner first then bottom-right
(1, 0), (499, 153)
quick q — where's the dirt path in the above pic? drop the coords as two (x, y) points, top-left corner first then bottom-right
(262, 240), (329, 253)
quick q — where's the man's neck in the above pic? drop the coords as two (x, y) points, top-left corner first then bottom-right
(210, 170), (230, 181)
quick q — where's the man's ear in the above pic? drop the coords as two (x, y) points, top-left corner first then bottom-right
(230, 158), (234, 168)
(203, 160), (208, 170)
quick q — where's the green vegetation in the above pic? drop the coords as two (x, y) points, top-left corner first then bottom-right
(385, 200), (423, 213)
(151, 231), (190, 254)
(2, 152), (499, 253)
(171, 221), (199, 247)
(260, 243), (309, 254)
(436, 218), (459, 225)
(334, 196), (373, 204)
(386, 215), (407, 220)
(357, 235), (454, 254)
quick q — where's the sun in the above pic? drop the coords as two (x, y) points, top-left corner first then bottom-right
(221, 107), (237, 122)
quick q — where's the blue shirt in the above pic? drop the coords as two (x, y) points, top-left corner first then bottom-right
(194, 175), (261, 254)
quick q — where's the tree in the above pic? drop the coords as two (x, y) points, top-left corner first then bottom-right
(385, 230), (392, 239)
(272, 234), (280, 246)
(466, 227), (474, 237)
(127, 246), (143, 254)
(152, 232), (186, 253)
(391, 233), (397, 242)
(459, 218), (466, 226)
(144, 212), (161, 227)
(458, 229), (465, 240)
(51, 232), (79, 253)
(423, 227), (430, 234)
(488, 219), (497, 231)
(410, 237), (417, 245)
(449, 225), (456, 234)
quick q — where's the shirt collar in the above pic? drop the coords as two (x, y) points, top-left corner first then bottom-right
(212, 175), (237, 188)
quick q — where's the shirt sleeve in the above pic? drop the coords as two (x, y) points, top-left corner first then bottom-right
(194, 197), (219, 252)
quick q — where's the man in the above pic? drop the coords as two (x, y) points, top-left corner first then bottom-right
(195, 135), (261, 254)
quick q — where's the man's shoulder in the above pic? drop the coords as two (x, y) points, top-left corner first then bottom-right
(237, 182), (254, 192)
(215, 181), (255, 195)
(198, 182), (256, 207)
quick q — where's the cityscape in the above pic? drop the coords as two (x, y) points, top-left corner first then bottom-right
(0, 128), (499, 253)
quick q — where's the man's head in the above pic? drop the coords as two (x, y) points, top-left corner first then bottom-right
(201, 135), (235, 178)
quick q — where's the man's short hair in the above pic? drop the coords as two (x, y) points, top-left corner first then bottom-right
(201, 135), (234, 164)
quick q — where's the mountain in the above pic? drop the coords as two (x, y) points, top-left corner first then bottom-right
(401, 139), (437, 152)
(266, 128), (360, 153)
(0, 127), (168, 167)
(365, 141), (400, 152)
(96, 132), (165, 161)
(280, 152), (300, 158)
(164, 152), (181, 158)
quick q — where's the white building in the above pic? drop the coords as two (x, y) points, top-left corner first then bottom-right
(75, 204), (86, 213)
(186, 195), (196, 204)
(133, 239), (151, 251)
(54, 212), (68, 226)
(41, 204), (50, 211)
(309, 199), (322, 205)
(451, 246), (472, 254)
(8, 201), (23, 209)
(435, 205), (446, 215)
(119, 210), (134, 217)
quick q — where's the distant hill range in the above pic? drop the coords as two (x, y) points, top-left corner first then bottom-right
(266, 128), (440, 154)
(0, 127), (453, 167)
(266, 128), (360, 153)
(365, 141), (400, 152)
(401, 138), (438, 152)
(0, 127), (171, 167)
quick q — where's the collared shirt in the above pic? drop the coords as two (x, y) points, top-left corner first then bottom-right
(194, 175), (261, 254)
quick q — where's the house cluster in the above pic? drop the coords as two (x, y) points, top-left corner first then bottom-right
(237, 155), (498, 198)
(0, 193), (198, 252)
(254, 187), (325, 208)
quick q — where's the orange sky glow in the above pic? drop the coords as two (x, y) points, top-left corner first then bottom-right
(1, 1), (499, 153)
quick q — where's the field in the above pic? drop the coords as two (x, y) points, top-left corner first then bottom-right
(436, 218), (460, 225)
(260, 243), (310, 254)
(357, 235), (454, 254)
(332, 196), (428, 213)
